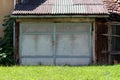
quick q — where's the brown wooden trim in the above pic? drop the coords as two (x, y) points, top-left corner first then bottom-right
(106, 22), (120, 25)
(95, 20), (108, 64)
(16, 18), (95, 23)
(14, 22), (19, 64)
(92, 22), (96, 64)
(107, 23), (112, 64)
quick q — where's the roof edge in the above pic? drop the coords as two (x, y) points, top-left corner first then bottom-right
(11, 14), (109, 18)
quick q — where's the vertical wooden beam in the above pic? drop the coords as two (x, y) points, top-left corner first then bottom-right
(108, 23), (112, 64)
(14, 22), (19, 64)
(93, 22), (96, 64)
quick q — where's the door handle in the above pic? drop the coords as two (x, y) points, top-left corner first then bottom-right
(52, 41), (55, 46)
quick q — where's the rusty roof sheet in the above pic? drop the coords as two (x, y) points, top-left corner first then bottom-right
(73, 0), (103, 4)
(12, 0), (108, 15)
(103, 0), (120, 14)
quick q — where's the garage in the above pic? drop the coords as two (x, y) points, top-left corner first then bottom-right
(19, 22), (92, 65)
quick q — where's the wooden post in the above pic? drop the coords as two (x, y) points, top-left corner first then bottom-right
(108, 23), (112, 64)
(93, 22), (96, 64)
(14, 22), (19, 64)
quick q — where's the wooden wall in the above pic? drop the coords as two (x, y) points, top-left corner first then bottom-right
(95, 19), (108, 64)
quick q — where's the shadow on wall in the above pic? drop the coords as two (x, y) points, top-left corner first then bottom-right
(15, 0), (47, 10)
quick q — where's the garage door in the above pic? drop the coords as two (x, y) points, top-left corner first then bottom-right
(20, 23), (92, 65)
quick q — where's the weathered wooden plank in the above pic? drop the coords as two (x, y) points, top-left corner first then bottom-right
(95, 20), (108, 64)
(108, 23), (112, 64)
(92, 22), (96, 64)
(16, 18), (95, 23)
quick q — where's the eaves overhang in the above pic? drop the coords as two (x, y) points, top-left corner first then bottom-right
(11, 14), (109, 18)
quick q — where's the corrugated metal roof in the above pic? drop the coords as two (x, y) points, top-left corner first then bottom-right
(52, 5), (107, 14)
(12, 0), (108, 15)
(73, 0), (103, 4)
(55, 0), (73, 5)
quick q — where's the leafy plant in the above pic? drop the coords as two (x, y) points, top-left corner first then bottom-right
(0, 15), (15, 65)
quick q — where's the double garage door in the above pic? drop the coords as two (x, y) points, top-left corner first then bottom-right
(20, 23), (92, 65)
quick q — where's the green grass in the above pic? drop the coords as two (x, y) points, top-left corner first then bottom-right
(0, 65), (120, 80)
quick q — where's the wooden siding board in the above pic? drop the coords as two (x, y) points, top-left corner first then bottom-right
(108, 23), (112, 64)
(95, 20), (108, 64)
(92, 22), (96, 64)
(16, 18), (95, 23)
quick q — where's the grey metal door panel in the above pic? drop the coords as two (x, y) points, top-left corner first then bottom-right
(56, 23), (90, 32)
(55, 23), (91, 65)
(20, 22), (92, 65)
(56, 33), (90, 56)
(56, 58), (90, 66)
(21, 58), (54, 65)
(21, 34), (53, 65)
(22, 35), (53, 56)
(21, 23), (53, 33)
(20, 23), (54, 65)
